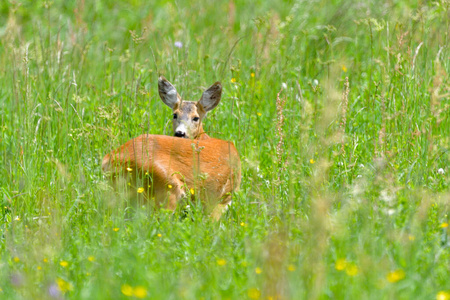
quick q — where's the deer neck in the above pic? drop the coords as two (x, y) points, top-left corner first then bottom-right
(196, 124), (210, 140)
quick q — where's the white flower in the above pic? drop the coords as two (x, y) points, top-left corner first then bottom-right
(357, 174), (362, 178)
(174, 41), (183, 48)
(438, 168), (445, 175)
(281, 82), (287, 89)
(359, 164), (365, 168)
(312, 79), (319, 87)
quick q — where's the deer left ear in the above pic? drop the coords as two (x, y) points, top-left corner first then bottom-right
(197, 82), (222, 113)
(158, 76), (181, 109)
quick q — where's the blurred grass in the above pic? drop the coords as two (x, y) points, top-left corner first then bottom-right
(0, 0), (449, 299)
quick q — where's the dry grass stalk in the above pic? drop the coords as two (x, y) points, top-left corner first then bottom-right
(276, 87), (287, 183)
(340, 77), (350, 156)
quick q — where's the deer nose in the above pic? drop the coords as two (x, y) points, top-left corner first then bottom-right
(174, 131), (186, 138)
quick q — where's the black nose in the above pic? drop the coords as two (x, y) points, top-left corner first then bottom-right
(174, 131), (186, 137)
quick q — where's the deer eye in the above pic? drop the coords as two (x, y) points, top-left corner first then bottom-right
(193, 117), (200, 122)
(173, 114), (177, 119)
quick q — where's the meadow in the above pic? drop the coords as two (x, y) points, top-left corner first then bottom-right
(0, 0), (449, 299)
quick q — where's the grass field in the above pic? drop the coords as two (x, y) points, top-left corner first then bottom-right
(1, 0), (450, 299)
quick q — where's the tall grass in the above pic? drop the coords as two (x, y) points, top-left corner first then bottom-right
(0, 0), (449, 299)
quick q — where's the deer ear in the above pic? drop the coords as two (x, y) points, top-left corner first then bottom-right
(197, 82), (222, 113)
(158, 76), (180, 108)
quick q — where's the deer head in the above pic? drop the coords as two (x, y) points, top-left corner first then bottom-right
(158, 76), (222, 139)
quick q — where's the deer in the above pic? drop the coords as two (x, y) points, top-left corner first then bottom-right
(102, 76), (241, 220)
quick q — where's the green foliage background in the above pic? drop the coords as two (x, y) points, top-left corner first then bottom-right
(0, 0), (449, 299)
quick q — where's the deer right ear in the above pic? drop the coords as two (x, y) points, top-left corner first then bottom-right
(158, 76), (180, 108)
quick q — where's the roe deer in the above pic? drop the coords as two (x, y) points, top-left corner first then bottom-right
(102, 77), (241, 220)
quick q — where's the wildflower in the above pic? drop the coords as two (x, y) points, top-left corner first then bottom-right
(121, 284), (133, 296)
(255, 267), (262, 274)
(88, 256), (95, 262)
(190, 188), (195, 195)
(60, 261), (69, 267)
(43, 258), (48, 263)
(287, 264), (296, 271)
(174, 41), (183, 48)
(441, 223), (449, 228)
(437, 291), (450, 300)
(56, 278), (73, 293)
(217, 259), (226, 266)
(168, 184), (172, 189)
(281, 82), (287, 89)
(157, 233), (162, 237)
(335, 258), (347, 271)
(113, 228), (120, 232)
(257, 112), (262, 116)
(251, 72), (255, 78)
(240, 222), (246, 227)
(387, 269), (405, 283)
(37, 266), (42, 270)
(342, 65), (347, 72)
(309, 158), (315, 164)
(126, 167), (132, 172)
(312, 79), (319, 87)
(137, 187), (144, 193)
(14, 216), (20, 221)
(248, 288), (261, 300)
(438, 168), (445, 175)
(230, 78), (237, 83)
(134, 286), (148, 298)
(345, 263), (358, 276)
(13, 257), (20, 263)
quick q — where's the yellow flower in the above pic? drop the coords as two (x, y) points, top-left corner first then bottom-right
(137, 187), (144, 193)
(60, 261), (69, 267)
(43, 258), (48, 263)
(126, 167), (132, 172)
(133, 286), (148, 298)
(157, 233), (162, 237)
(113, 228), (120, 232)
(345, 263), (358, 276)
(248, 288), (261, 300)
(230, 78), (237, 83)
(255, 267), (262, 274)
(88, 256), (95, 262)
(310, 158), (315, 164)
(387, 269), (405, 283)
(13, 257), (20, 263)
(168, 184), (172, 189)
(56, 278), (73, 293)
(121, 284), (133, 297)
(240, 222), (246, 227)
(335, 258), (347, 271)
(342, 65), (347, 72)
(257, 112), (262, 116)
(251, 72), (255, 78)
(441, 223), (448, 228)
(37, 266), (42, 270)
(287, 264), (296, 272)
(217, 259), (227, 266)
(190, 188), (195, 195)
(437, 291), (450, 300)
